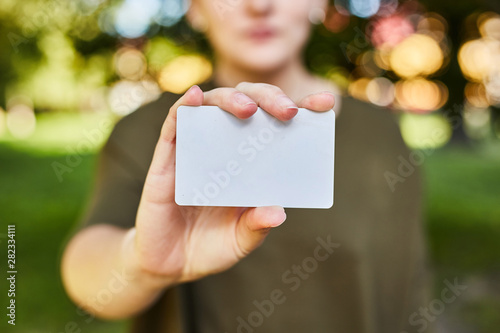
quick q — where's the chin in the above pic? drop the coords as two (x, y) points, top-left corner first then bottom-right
(240, 58), (289, 73)
(230, 47), (297, 74)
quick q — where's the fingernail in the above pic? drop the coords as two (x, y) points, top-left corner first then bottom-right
(187, 85), (199, 93)
(321, 91), (335, 100)
(235, 93), (256, 107)
(270, 205), (286, 227)
(286, 106), (299, 115)
(277, 95), (297, 110)
(277, 96), (298, 119)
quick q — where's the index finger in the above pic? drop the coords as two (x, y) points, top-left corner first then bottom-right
(203, 87), (258, 119)
(235, 82), (299, 121)
(297, 92), (336, 112)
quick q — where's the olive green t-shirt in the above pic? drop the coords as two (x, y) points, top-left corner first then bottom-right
(80, 81), (432, 333)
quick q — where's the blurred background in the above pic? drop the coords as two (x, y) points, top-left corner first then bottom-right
(0, 0), (499, 332)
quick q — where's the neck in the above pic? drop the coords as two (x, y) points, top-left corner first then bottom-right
(213, 57), (314, 102)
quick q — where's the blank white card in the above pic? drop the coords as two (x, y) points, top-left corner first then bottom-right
(175, 106), (335, 208)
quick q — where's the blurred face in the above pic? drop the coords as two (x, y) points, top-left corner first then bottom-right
(189, 0), (326, 73)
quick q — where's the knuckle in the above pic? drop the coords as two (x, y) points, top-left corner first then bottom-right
(235, 81), (251, 90)
(228, 91), (240, 103)
(255, 83), (278, 94)
(260, 82), (281, 92)
(222, 91), (234, 106)
(208, 87), (224, 96)
(204, 88), (226, 104)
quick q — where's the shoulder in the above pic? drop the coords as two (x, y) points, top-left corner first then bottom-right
(338, 96), (401, 138)
(335, 97), (419, 192)
(337, 96), (409, 161)
(111, 79), (216, 143)
(112, 91), (180, 140)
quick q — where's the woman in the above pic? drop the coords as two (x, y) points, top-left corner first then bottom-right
(62, 1), (431, 332)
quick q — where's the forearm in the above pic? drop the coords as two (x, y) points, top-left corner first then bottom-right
(61, 224), (175, 319)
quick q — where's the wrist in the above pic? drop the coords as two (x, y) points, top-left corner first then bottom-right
(120, 227), (179, 291)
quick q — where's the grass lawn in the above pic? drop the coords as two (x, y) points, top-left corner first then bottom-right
(424, 143), (500, 274)
(422, 143), (500, 333)
(0, 112), (499, 332)
(0, 113), (128, 333)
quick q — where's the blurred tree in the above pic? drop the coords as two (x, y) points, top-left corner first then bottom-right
(0, 0), (499, 121)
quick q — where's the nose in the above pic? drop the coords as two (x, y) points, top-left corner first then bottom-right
(246, 0), (273, 16)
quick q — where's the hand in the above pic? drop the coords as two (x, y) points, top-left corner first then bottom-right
(127, 82), (335, 287)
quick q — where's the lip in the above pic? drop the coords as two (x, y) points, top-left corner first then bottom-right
(245, 26), (278, 42)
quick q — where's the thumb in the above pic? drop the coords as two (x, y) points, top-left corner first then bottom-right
(235, 206), (286, 258)
(160, 84), (204, 143)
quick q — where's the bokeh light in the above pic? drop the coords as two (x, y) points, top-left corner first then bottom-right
(114, 48), (147, 81)
(348, 77), (372, 102)
(478, 12), (500, 40)
(390, 34), (443, 78)
(373, 48), (392, 70)
(156, 0), (189, 27)
(326, 67), (351, 91)
(394, 78), (448, 112)
(356, 50), (384, 77)
(377, 0), (399, 17)
(458, 13), (500, 110)
(349, 0), (380, 18)
(370, 15), (414, 48)
(399, 112), (452, 149)
(324, 6), (350, 33)
(484, 73), (500, 105)
(114, 0), (161, 38)
(6, 104), (36, 139)
(465, 82), (490, 108)
(458, 38), (500, 82)
(348, 76), (396, 106)
(366, 77), (395, 106)
(356, 9), (451, 114)
(463, 106), (492, 140)
(145, 37), (183, 73)
(417, 13), (448, 42)
(158, 55), (212, 94)
(108, 79), (161, 116)
(335, 0), (401, 18)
